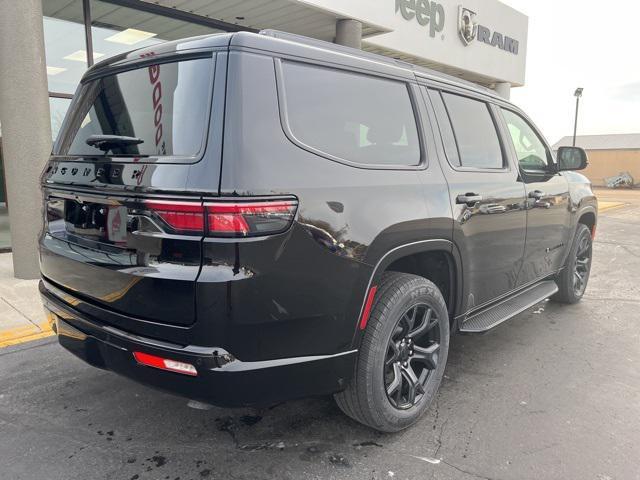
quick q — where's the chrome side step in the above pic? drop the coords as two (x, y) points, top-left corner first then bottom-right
(459, 280), (558, 334)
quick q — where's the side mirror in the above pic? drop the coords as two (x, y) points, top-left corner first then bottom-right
(557, 146), (588, 171)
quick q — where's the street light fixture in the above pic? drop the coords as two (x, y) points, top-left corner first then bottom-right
(572, 87), (583, 147)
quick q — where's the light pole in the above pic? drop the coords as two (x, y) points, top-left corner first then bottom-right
(572, 87), (583, 146)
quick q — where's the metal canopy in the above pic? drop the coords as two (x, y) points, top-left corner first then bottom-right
(43, 0), (523, 87)
(141, 0), (386, 41)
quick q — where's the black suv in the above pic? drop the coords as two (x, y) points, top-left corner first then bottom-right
(40, 31), (597, 432)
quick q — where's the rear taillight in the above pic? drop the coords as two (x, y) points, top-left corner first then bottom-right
(133, 351), (198, 376)
(144, 198), (297, 237)
(144, 200), (205, 233)
(205, 200), (297, 237)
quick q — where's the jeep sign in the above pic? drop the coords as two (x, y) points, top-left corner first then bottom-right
(367, 0), (528, 85)
(395, 0), (445, 38)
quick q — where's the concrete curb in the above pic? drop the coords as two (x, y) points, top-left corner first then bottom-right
(0, 253), (53, 348)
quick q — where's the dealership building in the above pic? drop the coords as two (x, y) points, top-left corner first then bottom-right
(0, 0), (528, 277)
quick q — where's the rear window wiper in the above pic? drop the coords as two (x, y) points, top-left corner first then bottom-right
(86, 134), (144, 152)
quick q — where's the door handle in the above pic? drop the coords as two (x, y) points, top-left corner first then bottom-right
(456, 193), (483, 206)
(528, 190), (545, 200)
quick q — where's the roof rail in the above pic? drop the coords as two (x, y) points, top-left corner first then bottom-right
(413, 69), (501, 99)
(258, 29), (503, 100)
(259, 29), (413, 70)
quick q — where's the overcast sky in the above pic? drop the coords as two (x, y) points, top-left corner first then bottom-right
(500, 0), (640, 144)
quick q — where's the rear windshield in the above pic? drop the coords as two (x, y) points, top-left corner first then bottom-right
(58, 56), (214, 158)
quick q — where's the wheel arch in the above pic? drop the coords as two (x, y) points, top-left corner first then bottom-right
(353, 240), (463, 347)
(558, 205), (597, 269)
(577, 208), (597, 237)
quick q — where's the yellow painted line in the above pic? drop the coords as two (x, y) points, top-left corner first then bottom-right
(0, 318), (55, 348)
(598, 201), (625, 212)
(0, 330), (55, 348)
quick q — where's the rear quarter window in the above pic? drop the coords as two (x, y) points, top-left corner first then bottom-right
(58, 56), (214, 159)
(279, 61), (421, 167)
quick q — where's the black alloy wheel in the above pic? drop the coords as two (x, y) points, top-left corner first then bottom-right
(334, 272), (449, 432)
(552, 223), (593, 304)
(384, 303), (440, 409)
(573, 232), (592, 296)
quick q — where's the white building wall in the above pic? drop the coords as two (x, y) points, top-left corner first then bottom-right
(297, 0), (528, 86)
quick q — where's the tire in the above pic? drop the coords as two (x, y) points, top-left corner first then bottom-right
(552, 223), (593, 304)
(335, 272), (449, 432)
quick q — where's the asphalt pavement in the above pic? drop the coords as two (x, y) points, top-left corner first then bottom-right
(1, 189), (639, 480)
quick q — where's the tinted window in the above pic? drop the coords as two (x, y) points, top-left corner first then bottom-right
(281, 61), (421, 166)
(428, 90), (460, 167)
(62, 57), (213, 157)
(442, 93), (503, 169)
(501, 109), (550, 171)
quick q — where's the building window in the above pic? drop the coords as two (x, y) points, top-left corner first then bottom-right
(0, 1), (237, 251)
(49, 97), (72, 142)
(89, 0), (223, 58)
(41, 0), (226, 144)
(42, 0), (88, 95)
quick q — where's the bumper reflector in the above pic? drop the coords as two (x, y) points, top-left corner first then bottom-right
(359, 285), (378, 330)
(133, 351), (198, 376)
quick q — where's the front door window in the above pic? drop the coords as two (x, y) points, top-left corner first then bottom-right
(501, 109), (551, 173)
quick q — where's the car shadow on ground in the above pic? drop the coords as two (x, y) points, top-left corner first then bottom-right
(6, 289), (633, 480)
(24, 310), (544, 479)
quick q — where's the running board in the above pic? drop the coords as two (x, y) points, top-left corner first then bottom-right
(459, 280), (558, 334)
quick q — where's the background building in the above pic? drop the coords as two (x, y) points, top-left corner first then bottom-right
(0, 0), (528, 277)
(553, 134), (640, 187)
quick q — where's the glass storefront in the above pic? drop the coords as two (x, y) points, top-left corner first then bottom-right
(89, 0), (220, 57)
(0, 0), (236, 251)
(41, 0), (227, 144)
(49, 97), (72, 141)
(43, 6), (88, 95)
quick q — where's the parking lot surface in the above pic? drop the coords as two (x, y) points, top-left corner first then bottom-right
(1, 189), (639, 480)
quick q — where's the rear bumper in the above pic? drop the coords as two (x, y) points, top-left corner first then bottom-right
(40, 280), (356, 407)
